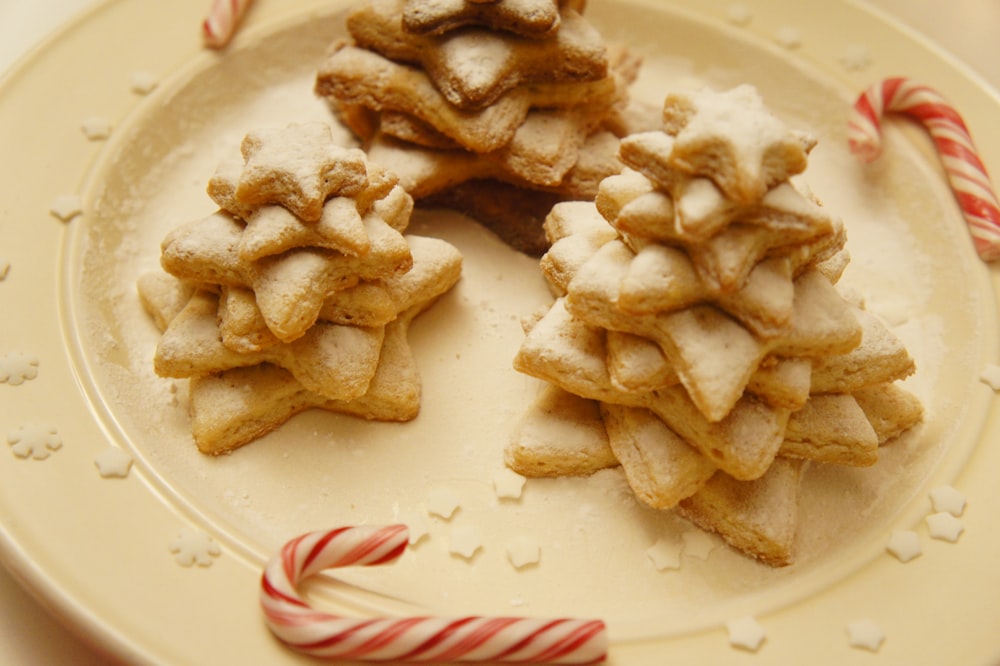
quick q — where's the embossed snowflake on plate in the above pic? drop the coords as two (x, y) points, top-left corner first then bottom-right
(0, 352), (39, 385)
(168, 527), (221, 567)
(7, 423), (61, 460)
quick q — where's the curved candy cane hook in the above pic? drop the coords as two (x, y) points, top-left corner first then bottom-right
(847, 77), (1000, 261)
(202, 0), (252, 49)
(260, 524), (608, 663)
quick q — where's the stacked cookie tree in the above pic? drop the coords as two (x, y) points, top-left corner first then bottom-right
(314, 0), (645, 254)
(508, 86), (923, 565)
(137, 122), (462, 455)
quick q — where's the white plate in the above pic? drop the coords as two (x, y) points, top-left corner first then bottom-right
(1, 0), (999, 663)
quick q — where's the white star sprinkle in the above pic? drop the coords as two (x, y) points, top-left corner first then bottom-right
(80, 116), (112, 141)
(775, 26), (802, 49)
(645, 537), (682, 571)
(50, 194), (83, 222)
(839, 44), (873, 71)
(978, 364), (1000, 390)
(886, 530), (921, 563)
(448, 525), (482, 560)
(926, 512), (964, 542)
(94, 447), (133, 478)
(130, 70), (158, 95)
(929, 485), (966, 516)
(726, 4), (753, 26)
(426, 487), (462, 520)
(682, 529), (719, 560)
(726, 616), (766, 652)
(398, 509), (430, 545)
(506, 536), (541, 569)
(493, 467), (526, 500)
(846, 618), (885, 652)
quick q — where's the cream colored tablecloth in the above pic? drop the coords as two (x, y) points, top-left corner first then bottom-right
(0, 1), (997, 663)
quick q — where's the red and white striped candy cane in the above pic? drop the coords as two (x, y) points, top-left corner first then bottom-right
(847, 77), (1000, 261)
(202, 0), (252, 49)
(260, 525), (608, 663)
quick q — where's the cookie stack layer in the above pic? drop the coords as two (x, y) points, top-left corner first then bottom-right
(314, 0), (646, 255)
(507, 86), (923, 566)
(137, 122), (463, 455)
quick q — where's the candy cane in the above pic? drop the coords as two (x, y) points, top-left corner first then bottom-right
(260, 525), (608, 663)
(202, 0), (252, 49)
(847, 77), (1000, 261)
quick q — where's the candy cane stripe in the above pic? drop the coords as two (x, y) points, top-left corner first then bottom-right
(202, 0), (252, 48)
(260, 525), (609, 663)
(848, 77), (1000, 261)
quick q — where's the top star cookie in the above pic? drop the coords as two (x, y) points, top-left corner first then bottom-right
(660, 85), (816, 204)
(401, 0), (579, 37)
(235, 122), (369, 222)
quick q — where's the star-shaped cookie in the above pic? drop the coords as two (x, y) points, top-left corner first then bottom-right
(139, 235), (462, 454)
(401, 0), (570, 37)
(316, 44), (625, 153)
(160, 210), (413, 342)
(349, 0), (607, 109)
(235, 122), (370, 221)
(660, 85), (816, 204)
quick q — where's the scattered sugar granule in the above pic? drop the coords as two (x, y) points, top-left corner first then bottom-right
(448, 525), (482, 560)
(681, 529), (719, 560)
(726, 616), (766, 652)
(129, 70), (158, 95)
(645, 537), (682, 572)
(0, 259), (10, 280)
(926, 512), (964, 542)
(839, 44), (873, 71)
(398, 509), (431, 545)
(886, 530), (922, 562)
(94, 447), (133, 478)
(726, 4), (753, 26)
(846, 618), (885, 652)
(50, 194), (83, 222)
(978, 364), (1000, 390)
(493, 467), (526, 500)
(774, 26), (802, 49)
(426, 487), (462, 520)
(506, 536), (541, 569)
(929, 485), (966, 516)
(80, 116), (112, 141)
